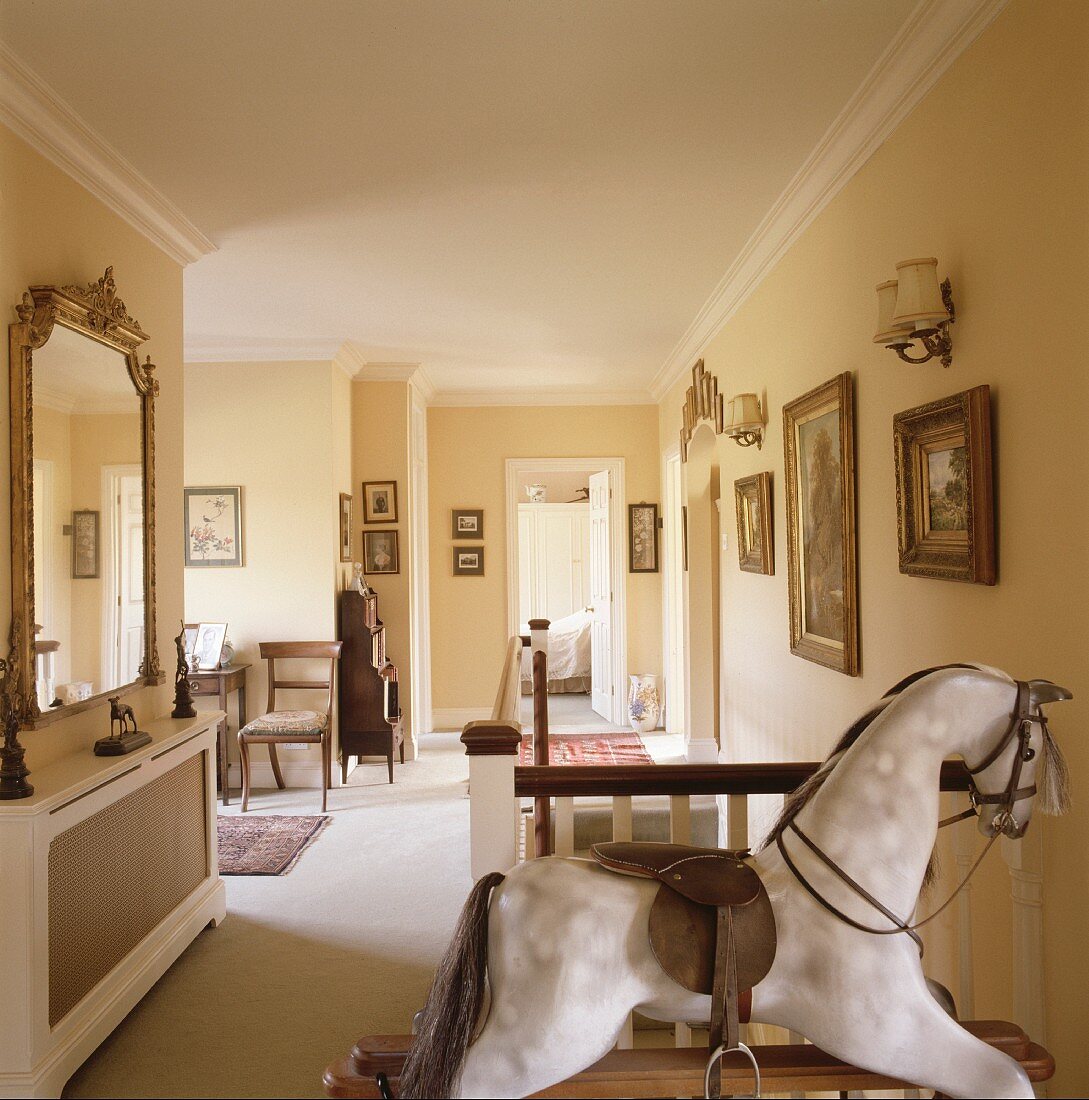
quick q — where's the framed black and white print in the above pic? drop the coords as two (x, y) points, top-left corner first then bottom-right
(451, 509), (484, 539)
(362, 481), (398, 524)
(364, 529), (400, 574)
(452, 546), (484, 576)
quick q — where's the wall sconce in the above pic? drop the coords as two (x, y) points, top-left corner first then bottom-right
(873, 257), (955, 367)
(725, 393), (764, 449)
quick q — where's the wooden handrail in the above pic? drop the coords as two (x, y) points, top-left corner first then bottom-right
(514, 760), (973, 798)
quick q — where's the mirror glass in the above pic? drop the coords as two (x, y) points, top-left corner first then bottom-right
(31, 323), (145, 712)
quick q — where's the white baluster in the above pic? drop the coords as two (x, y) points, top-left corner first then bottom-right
(555, 796), (575, 857)
(1004, 828), (1046, 1044)
(727, 792), (749, 851)
(612, 795), (632, 842)
(954, 799), (977, 1020)
(669, 795), (691, 844)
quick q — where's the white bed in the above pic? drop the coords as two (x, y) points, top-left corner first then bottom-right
(520, 608), (592, 694)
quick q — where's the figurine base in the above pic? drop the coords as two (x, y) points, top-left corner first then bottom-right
(171, 703), (197, 719)
(94, 731), (153, 756)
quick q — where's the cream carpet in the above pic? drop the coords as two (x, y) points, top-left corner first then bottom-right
(65, 734), (473, 1099)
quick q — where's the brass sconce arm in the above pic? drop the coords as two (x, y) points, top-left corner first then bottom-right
(886, 279), (955, 368)
(732, 429), (763, 448)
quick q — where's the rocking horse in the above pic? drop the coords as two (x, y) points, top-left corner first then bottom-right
(386, 665), (1072, 1099)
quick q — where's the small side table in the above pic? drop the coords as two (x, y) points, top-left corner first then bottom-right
(188, 663), (250, 805)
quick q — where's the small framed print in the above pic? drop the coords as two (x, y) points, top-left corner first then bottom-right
(452, 546), (484, 576)
(185, 486), (243, 567)
(364, 529), (400, 574)
(339, 493), (353, 561)
(72, 509), (99, 579)
(893, 385), (994, 584)
(628, 503), (659, 573)
(734, 472), (773, 575)
(451, 509), (484, 539)
(362, 481), (398, 524)
(193, 622), (227, 671)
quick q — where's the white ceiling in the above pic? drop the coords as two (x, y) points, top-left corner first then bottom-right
(3, 0), (926, 401)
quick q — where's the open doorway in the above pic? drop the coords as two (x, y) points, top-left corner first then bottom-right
(505, 457), (627, 726)
(102, 464), (145, 689)
(661, 445), (686, 736)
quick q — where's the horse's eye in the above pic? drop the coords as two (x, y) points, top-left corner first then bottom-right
(1022, 746), (1036, 761)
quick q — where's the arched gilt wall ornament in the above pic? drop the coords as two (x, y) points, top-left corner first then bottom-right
(680, 359), (724, 461)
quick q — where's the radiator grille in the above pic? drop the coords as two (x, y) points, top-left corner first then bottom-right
(48, 751), (208, 1026)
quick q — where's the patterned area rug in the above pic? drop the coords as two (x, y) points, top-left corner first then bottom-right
(519, 732), (652, 766)
(217, 815), (330, 875)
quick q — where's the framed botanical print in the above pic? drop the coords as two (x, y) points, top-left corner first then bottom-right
(783, 372), (859, 675)
(452, 546), (484, 576)
(72, 509), (100, 578)
(893, 385), (994, 584)
(339, 493), (353, 561)
(451, 509), (484, 539)
(628, 503), (659, 573)
(363, 530), (399, 574)
(184, 486), (244, 568)
(734, 473), (773, 575)
(362, 481), (398, 524)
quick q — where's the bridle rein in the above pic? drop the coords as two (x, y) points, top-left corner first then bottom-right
(775, 679), (1048, 954)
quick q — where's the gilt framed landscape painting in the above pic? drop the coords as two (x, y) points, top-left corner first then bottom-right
(783, 372), (859, 676)
(893, 385), (994, 585)
(184, 486), (244, 568)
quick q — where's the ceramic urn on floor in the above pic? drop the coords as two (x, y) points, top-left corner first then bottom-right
(627, 674), (661, 734)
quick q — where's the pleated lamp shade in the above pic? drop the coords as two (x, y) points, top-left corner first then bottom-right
(726, 393), (763, 433)
(891, 257), (947, 332)
(873, 279), (912, 345)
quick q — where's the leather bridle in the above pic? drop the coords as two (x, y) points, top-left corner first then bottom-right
(776, 680), (1048, 954)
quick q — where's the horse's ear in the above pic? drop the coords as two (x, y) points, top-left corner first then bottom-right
(1028, 680), (1073, 707)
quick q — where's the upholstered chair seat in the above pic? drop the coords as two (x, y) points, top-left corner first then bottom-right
(240, 710), (329, 739)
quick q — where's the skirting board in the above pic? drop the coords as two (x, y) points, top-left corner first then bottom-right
(227, 761), (341, 790)
(0, 878), (226, 1100)
(430, 707), (493, 732)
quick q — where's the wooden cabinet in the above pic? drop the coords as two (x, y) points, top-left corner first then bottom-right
(338, 589), (404, 783)
(517, 503), (591, 624)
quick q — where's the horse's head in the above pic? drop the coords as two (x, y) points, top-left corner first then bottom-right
(971, 678), (1072, 840)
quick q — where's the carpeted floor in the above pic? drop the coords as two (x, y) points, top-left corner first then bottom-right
(64, 734), (474, 1099)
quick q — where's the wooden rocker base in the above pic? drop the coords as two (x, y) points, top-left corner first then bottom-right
(323, 1020), (1053, 1098)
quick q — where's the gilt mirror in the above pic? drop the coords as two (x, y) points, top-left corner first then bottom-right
(9, 268), (161, 727)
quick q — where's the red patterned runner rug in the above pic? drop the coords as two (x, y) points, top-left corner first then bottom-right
(217, 814), (330, 875)
(519, 732), (652, 766)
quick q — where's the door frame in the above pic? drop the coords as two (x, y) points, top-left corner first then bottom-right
(408, 383), (433, 742)
(661, 443), (685, 736)
(504, 457), (627, 725)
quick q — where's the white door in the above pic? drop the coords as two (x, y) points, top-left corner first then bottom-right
(588, 470), (612, 720)
(112, 472), (145, 685)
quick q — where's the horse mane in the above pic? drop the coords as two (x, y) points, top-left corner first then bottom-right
(758, 664), (981, 887)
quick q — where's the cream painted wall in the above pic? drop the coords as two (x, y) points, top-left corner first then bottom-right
(658, 1), (1087, 1090)
(0, 124), (184, 770)
(428, 405), (661, 713)
(184, 361), (346, 775)
(349, 380), (415, 755)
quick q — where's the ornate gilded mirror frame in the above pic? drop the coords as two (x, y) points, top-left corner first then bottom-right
(8, 267), (162, 730)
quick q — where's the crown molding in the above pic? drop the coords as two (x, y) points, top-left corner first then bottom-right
(0, 44), (216, 267)
(429, 387), (655, 408)
(650, 0), (1009, 401)
(185, 336), (343, 363)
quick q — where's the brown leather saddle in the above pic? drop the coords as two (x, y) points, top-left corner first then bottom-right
(592, 841), (777, 1098)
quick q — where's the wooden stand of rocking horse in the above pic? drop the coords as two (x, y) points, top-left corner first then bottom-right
(324, 1019), (1053, 1098)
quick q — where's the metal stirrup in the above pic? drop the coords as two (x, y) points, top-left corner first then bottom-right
(704, 1041), (761, 1099)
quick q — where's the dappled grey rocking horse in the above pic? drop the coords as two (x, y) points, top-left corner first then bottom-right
(394, 665), (1070, 1099)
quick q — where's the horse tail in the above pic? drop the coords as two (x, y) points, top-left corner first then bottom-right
(397, 871), (506, 1099)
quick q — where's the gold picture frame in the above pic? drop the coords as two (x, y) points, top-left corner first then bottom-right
(893, 385), (994, 584)
(783, 372), (859, 675)
(734, 473), (773, 575)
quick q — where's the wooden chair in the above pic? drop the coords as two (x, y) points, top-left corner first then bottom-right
(238, 641), (343, 813)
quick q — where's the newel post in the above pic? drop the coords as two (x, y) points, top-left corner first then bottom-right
(462, 720), (522, 879)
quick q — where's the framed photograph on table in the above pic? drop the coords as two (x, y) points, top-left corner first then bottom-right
(71, 510), (100, 578)
(628, 503), (659, 573)
(451, 509), (484, 539)
(339, 493), (353, 561)
(452, 546), (485, 576)
(783, 372), (859, 675)
(193, 622), (228, 671)
(893, 385), (994, 584)
(184, 486), (243, 567)
(364, 530), (400, 574)
(362, 481), (398, 524)
(734, 473), (773, 575)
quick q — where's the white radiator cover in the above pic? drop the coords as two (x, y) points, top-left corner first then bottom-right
(0, 713), (226, 1099)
